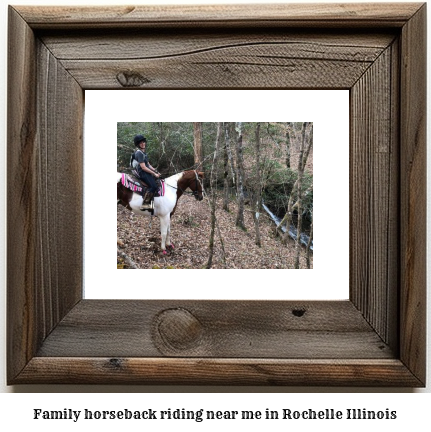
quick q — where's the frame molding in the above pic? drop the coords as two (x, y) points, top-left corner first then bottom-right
(7, 3), (426, 386)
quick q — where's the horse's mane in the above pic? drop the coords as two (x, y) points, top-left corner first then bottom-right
(164, 172), (184, 186)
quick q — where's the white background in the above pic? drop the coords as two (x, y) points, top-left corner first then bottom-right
(85, 90), (349, 300)
(0, 0), (430, 424)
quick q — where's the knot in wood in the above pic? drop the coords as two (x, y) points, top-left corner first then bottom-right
(108, 358), (123, 369)
(292, 308), (306, 317)
(116, 71), (150, 87)
(154, 308), (203, 351)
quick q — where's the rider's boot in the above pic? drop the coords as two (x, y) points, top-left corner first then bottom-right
(140, 192), (154, 210)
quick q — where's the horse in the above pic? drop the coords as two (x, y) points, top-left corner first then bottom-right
(117, 170), (204, 254)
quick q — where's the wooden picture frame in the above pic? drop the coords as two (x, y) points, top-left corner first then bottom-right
(7, 3), (426, 386)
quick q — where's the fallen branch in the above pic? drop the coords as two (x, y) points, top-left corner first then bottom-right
(117, 247), (140, 269)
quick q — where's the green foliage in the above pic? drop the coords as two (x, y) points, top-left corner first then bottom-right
(262, 167), (313, 219)
(261, 165), (294, 213)
(301, 172), (313, 216)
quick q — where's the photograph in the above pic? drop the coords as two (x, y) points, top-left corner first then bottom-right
(117, 122), (313, 269)
(3, 0), (427, 393)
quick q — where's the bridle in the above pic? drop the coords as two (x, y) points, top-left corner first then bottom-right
(191, 170), (202, 198)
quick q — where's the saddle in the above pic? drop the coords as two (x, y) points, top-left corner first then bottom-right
(130, 169), (165, 198)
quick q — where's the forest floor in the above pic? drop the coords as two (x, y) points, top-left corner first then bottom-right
(117, 194), (313, 269)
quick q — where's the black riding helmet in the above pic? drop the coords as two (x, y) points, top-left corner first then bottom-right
(134, 134), (147, 147)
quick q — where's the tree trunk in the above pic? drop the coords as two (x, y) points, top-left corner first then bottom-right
(223, 122), (231, 211)
(294, 122), (312, 269)
(252, 123), (262, 247)
(159, 122), (166, 156)
(224, 122), (237, 184)
(193, 122), (203, 170)
(206, 122), (222, 268)
(306, 212), (313, 269)
(234, 122), (246, 231)
(278, 179), (298, 242)
(285, 123), (292, 169)
(302, 122), (313, 171)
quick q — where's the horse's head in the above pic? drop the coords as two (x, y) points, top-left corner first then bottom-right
(189, 171), (204, 201)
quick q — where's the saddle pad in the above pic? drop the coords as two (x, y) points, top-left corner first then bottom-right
(121, 173), (143, 193)
(121, 173), (165, 197)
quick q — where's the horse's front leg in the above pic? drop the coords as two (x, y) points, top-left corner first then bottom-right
(159, 215), (169, 254)
(165, 219), (174, 250)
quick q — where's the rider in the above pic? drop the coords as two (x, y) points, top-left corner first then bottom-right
(133, 134), (161, 209)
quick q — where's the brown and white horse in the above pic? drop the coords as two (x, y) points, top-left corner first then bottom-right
(117, 170), (204, 254)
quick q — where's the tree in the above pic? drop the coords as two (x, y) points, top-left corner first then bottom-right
(274, 122), (313, 268)
(305, 203), (313, 269)
(193, 122), (203, 170)
(285, 122), (292, 169)
(206, 122), (223, 268)
(293, 122), (312, 268)
(251, 122), (262, 247)
(234, 122), (246, 231)
(222, 122), (231, 211)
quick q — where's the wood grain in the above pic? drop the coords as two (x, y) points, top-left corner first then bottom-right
(36, 300), (393, 359)
(35, 40), (83, 334)
(16, 358), (422, 386)
(7, 6), (38, 382)
(399, 3), (427, 385)
(350, 44), (398, 347)
(38, 31), (395, 89)
(7, 6), (83, 382)
(7, 3), (427, 386)
(16, 3), (423, 29)
(41, 31), (395, 60)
